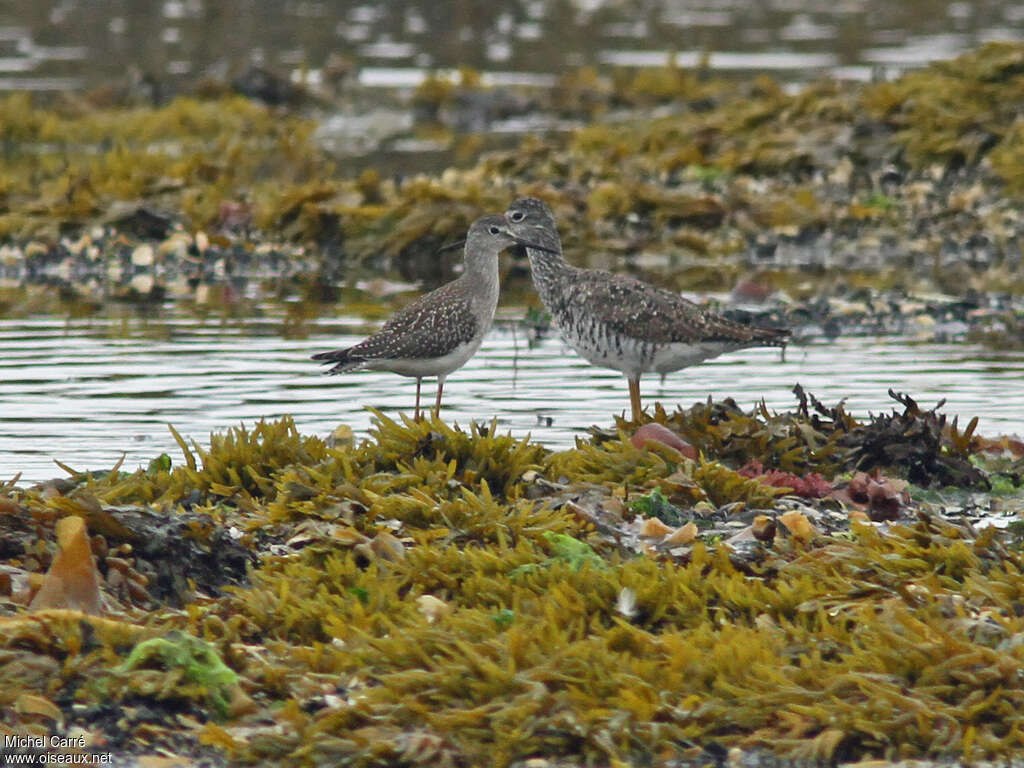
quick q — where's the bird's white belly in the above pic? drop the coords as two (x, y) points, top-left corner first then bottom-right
(649, 340), (735, 374)
(366, 339), (482, 379)
(566, 332), (646, 375)
(563, 324), (734, 377)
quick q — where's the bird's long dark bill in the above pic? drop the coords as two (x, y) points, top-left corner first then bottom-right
(435, 239), (466, 254)
(512, 236), (559, 254)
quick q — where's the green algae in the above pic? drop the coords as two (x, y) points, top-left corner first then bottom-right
(114, 630), (239, 718)
(629, 487), (685, 526)
(527, 531), (606, 573)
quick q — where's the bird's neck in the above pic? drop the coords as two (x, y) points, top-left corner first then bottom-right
(463, 255), (500, 312)
(527, 246), (574, 305)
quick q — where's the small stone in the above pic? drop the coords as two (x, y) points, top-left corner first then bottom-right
(15, 693), (63, 723)
(131, 243), (155, 266)
(639, 517), (674, 538)
(368, 532), (406, 561)
(751, 514), (777, 543)
(417, 595), (450, 623)
(131, 273), (155, 294)
(615, 587), (638, 618)
(25, 242), (48, 258)
(664, 521), (698, 545)
(328, 424), (354, 449)
(778, 509), (816, 542)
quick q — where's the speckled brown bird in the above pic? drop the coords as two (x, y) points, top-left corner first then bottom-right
(504, 196), (789, 421)
(312, 215), (543, 420)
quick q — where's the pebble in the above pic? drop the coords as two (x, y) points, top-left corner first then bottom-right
(131, 244), (155, 266)
(131, 274), (154, 294)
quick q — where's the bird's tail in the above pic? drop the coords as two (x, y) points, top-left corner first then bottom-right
(311, 347), (363, 375)
(750, 324), (791, 362)
(754, 325), (790, 348)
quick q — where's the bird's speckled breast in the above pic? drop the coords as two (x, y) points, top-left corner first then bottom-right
(560, 310), (650, 375)
(540, 274), (742, 378)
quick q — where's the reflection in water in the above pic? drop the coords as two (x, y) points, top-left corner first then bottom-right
(0, 1), (1020, 93)
(3, 314), (1024, 484)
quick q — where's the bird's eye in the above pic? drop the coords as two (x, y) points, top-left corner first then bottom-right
(510, 211), (525, 222)
(488, 226), (500, 235)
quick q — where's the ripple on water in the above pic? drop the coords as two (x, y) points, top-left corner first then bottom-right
(3, 316), (1024, 484)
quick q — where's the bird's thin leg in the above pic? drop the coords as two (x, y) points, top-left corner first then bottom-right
(628, 377), (643, 422)
(433, 376), (445, 420)
(414, 378), (422, 421)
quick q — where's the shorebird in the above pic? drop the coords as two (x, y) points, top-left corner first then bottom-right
(504, 196), (789, 421)
(312, 215), (531, 421)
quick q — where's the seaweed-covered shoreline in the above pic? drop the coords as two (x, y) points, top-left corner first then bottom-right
(2, 389), (1024, 766)
(2, 43), (1024, 299)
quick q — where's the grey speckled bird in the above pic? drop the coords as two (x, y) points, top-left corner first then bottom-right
(504, 196), (789, 421)
(313, 215), (539, 421)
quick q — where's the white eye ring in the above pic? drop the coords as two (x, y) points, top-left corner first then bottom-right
(510, 211), (525, 222)
(488, 226), (500, 235)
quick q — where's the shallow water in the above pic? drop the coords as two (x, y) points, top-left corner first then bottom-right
(0, 1), (1020, 94)
(3, 311), (1024, 485)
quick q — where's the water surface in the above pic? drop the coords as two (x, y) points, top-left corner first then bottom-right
(3, 312), (1023, 484)
(0, 1), (1020, 93)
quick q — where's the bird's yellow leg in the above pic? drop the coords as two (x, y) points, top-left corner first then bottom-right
(433, 376), (445, 420)
(628, 377), (643, 422)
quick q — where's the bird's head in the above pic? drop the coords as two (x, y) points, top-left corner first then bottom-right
(504, 197), (563, 255)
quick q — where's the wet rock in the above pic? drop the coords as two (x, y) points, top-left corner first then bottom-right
(100, 204), (176, 240)
(232, 65), (304, 107)
(835, 471), (910, 521)
(90, 505), (255, 606)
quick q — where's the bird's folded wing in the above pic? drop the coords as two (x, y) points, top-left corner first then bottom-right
(571, 271), (782, 345)
(350, 285), (480, 360)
